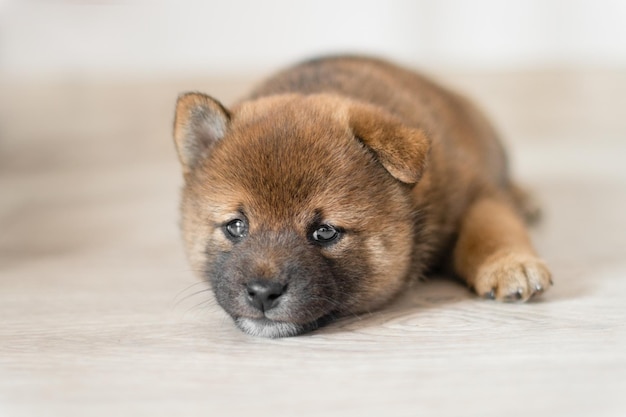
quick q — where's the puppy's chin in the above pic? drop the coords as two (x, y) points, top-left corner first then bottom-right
(235, 317), (321, 338)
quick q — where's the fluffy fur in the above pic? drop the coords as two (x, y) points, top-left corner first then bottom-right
(172, 56), (552, 338)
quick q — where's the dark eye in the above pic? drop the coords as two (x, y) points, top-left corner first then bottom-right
(225, 219), (248, 240)
(312, 224), (340, 244)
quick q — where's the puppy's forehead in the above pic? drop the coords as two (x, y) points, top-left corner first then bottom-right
(233, 94), (347, 123)
(204, 96), (377, 221)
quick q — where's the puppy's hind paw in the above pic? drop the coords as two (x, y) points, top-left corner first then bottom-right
(474, 252), (553, 302)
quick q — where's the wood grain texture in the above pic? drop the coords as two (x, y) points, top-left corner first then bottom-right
(1, 71), (625, 417)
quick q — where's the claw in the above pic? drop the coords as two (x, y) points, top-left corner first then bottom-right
(504, 288), (524, 301)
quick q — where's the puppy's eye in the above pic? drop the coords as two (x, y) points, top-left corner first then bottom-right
(312, 225), (340, 244)
(225, 219), (248, 240)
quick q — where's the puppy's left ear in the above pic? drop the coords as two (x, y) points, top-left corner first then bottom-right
(349, 104), (431, 184)
(173, 92), (231, 175)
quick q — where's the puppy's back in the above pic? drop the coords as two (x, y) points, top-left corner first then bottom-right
(248, 56), (448, 130)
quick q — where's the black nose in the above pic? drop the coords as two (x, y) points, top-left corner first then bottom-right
(245, 280), (286, 312)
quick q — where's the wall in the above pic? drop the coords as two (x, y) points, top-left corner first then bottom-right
(1, 0), (625, 78)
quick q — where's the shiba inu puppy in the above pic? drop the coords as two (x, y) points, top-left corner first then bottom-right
(172, 56), (552, 338)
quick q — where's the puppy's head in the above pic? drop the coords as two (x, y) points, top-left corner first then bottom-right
(173, 92), (430, 337)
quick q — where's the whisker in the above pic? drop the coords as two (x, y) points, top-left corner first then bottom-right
(184, 298), (220, 319)
(173, 287), (213, 309)
(172, 281), (210, 304)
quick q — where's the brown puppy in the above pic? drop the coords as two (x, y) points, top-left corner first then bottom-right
(172, 56), (552, 337)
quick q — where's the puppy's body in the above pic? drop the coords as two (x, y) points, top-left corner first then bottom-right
(173, 56), (552, 337)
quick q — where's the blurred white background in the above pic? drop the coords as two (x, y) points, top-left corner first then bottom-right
(1, 0), (625, 78)
(2, 2), (626, 417)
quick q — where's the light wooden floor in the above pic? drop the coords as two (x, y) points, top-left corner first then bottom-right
(1, 70), (625, 417)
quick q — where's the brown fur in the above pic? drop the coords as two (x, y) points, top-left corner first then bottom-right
(172, 56), (552, 337)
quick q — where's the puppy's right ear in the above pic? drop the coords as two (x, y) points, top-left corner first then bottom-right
(173, 92), (230, 174)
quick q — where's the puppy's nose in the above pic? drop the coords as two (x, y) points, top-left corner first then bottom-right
(245, 280), (286, 312)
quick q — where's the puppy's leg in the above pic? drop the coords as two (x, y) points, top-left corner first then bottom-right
(453, 196), (552, 301)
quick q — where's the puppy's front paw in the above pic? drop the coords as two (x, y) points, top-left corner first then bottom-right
(473, 252), (552, 302)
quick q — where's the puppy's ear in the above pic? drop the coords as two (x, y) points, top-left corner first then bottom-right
(349, 104), (431, 184)
(173, 92), (231, 174)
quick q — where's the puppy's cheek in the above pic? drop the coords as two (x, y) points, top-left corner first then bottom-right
(358, 235), (412, 311)
(185, 226), (232, 279)
(203, 230), (234, 271)
(209, 228), (232, 250)
(312, 236), (367, 312)
(319, 233), (352, 255)
(181, 226), (208, 275)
